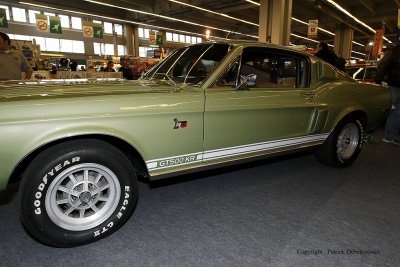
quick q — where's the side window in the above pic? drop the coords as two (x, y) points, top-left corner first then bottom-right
(217, 47), (309, 88)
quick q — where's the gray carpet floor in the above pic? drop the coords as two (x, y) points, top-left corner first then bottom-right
(0, 127), (399, 267)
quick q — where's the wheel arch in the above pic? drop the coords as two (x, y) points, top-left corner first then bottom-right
(10, 134), (149, 184)
(329, 109), (367, 133)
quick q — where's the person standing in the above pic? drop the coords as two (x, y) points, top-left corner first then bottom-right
(0, 32), (33, 80)
(315, 42), (345, 71)
(375, 44), (400, 145)
(102, 60), (115, 72)
(118, 63), (134, 80)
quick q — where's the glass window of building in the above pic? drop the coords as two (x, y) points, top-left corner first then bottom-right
(28, 10), (40, 24)
(114, 24), (123, 35)
(166, 32), (172, 41)
(117, 45), (126, 56)
(144, 29), (150, 38)
(172, 33), (179, 42)
(59, 15), (69, 28)
(104, 43), (114, 55)
(13, 34), (30, 41)
(139, 46), (152, 57)
(60, 39), (73, 53)
(71, 16), (82, 29)
(93, 42), (101, 55)
(33, 36), (46, 51)
(12, 7), (27, 22)
(93, 20), (102, 24)
(46, 38), (60, 51)
(185, 35), (191, 44)
(73, 40), (85, 53)
(197, 37), (202, 43)
(138, 27), (144, 38)
(191, 36), (197, 44)
(43, 12), (55, 24)
(179, 34), (185, 43)
(0, 5), (10, 20)
(104, 22), (112, 34)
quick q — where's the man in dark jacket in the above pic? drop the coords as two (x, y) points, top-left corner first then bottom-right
(315, 42), (345, 71)
(375, 44), (400, 145)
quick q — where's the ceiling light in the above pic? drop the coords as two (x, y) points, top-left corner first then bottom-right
(245, 0), (260, 6)
(83, 0), (257, 39)
(351, 51), (365, 56)
(168, 0), (258, 26)
(19, 2), (231, 40)
(325, 0), (392, 43)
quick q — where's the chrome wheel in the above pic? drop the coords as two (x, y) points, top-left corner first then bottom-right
(336, 122), (360, 160)
(45, 163), (121, 231)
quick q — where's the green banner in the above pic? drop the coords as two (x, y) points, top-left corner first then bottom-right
(0, 9), (8, 28)
(93, 24), (103, 39)
(156, 33), (163, 45)
(49, 16), (62, 34)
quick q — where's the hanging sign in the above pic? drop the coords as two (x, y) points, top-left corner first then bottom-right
(156, 32), (163, 45)
(93, 23), (103, 39)
(372, 29), (384, 56)
(83, 21), (94, 38)
(49, 16), (62, 34)
(308, 20), (318, 39)
(0, 9), (8, 28)
(149, 31), (156, 45)
(35, 14), (49, 33)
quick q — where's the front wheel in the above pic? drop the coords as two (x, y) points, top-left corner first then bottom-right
(315, 116), (365, 168)
(19, 139), (138, 247)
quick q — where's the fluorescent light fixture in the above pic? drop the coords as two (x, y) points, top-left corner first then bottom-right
(19, 2), (232, 40)
(352, 41), (365, 47)
(325, 0), (392, 43)
(291, 33), (319, 43)
(351, 50), (365, 56)
(245, 0), (260, 6)
(168, 0), (258, 26)
(83, 0), (257, 39)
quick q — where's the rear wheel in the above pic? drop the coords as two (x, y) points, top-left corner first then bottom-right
(19, 139), (138, 247)
(315, 116), (364, 168)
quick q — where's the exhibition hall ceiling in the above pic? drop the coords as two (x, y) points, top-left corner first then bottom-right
(19, 0), (398, 53)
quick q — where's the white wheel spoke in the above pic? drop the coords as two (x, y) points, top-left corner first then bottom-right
(58, 186), (80, 197)
(68, 174), (78, 185)
(56, 198), (69, 205)
(94, 173), (103, 184)
(98, 196), (109, 202)
(88, 202), (99, 213)
(64, 200), (82, 215)
(98, 184), (110, 192)
(79, 209), (86, 218)
(83, 170), (89, 191)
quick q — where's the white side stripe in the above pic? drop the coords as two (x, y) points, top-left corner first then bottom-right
(146, 133), (329, 171)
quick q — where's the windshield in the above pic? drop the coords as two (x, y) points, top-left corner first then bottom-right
(142, 43), (232, 85)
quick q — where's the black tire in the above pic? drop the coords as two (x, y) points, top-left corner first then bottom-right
(315, 116), (365, 168)
(19, 139), (138, 247)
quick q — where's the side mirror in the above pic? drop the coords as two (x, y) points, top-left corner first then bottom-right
(235, 74), (257, 90)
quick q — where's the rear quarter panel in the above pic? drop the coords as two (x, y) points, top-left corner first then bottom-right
(311, 62), (391, 133)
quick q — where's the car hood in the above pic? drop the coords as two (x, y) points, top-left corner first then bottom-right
(0, 79), (198, 103)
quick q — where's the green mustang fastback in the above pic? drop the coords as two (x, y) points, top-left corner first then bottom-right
(0, 42), (391, 247)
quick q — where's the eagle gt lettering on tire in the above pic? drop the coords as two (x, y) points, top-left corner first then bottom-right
(19, 139), (138, 247)
(315, 115), (365, 168)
